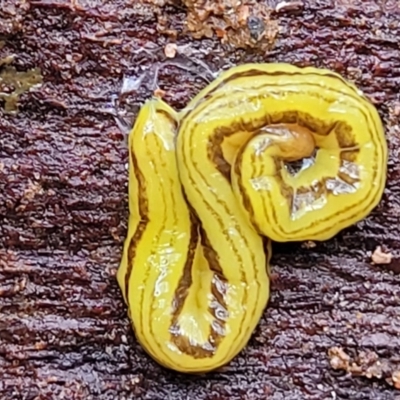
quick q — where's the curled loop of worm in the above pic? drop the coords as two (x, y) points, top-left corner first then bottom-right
(117, 63), (387, 373)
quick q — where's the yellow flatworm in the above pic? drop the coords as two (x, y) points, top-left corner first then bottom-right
(117, 63), (387, 373)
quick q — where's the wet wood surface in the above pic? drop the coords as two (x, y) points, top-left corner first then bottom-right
(1, 1), (400, 399)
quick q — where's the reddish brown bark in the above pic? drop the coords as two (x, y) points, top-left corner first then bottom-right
(1, 1), (400, 399)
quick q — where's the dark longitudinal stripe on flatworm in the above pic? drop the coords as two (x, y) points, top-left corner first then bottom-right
(169, 207), (228, 358)
(170, 212), (199, 321)
(207, 128), (231, 182)
(233, 139), (261, 232)
(125, 150), (149, 304)
(125, 108), (176, 305)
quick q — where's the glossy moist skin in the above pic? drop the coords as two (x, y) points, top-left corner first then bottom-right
(118, 63), (386, 374)
(1, 1), (400, 399)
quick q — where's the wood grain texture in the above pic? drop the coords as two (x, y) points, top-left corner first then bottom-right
(1, 0), (400, 399)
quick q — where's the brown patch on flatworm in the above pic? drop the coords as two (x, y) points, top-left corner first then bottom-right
(341, 149), (359, 163)
(335, 121), (357, 148)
